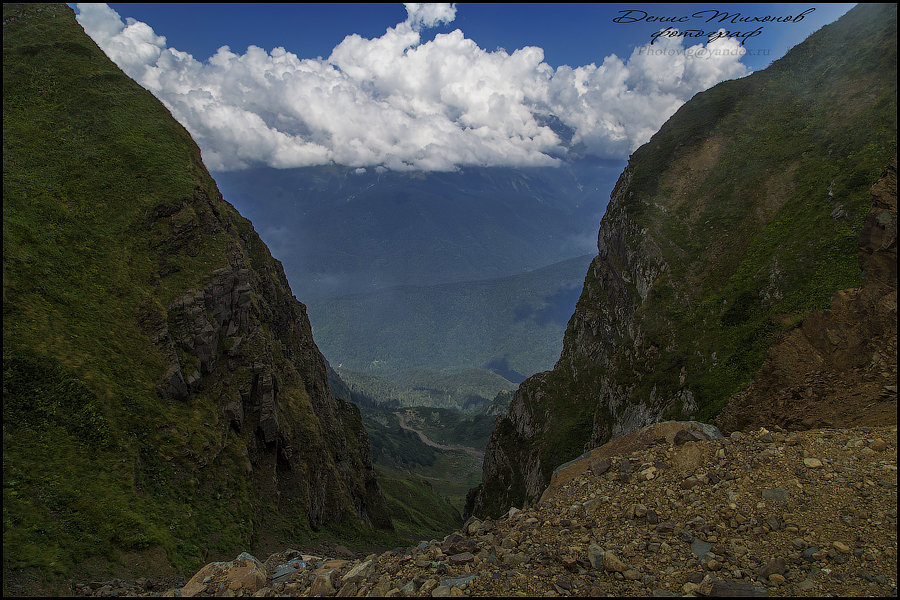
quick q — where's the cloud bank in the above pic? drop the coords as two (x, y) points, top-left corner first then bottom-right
(76, 3), (748, 171)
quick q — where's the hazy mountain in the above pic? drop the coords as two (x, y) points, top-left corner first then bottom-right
(213, 160), (623, 302)
(308, 254), (595, 383)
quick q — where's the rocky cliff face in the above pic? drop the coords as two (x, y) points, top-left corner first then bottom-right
(468, 3), (897, 518)
(2, 4), (389, 588)
(137, 184), (392, 532)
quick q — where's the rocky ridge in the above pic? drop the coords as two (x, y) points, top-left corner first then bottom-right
(75, 421), (897, 597)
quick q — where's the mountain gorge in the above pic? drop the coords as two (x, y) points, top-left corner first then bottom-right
(468, 3), (898, 519)
(310, 254), (594, 384)
(4, 2), (897, 597)
(3, 3), (391, 592)
(214, 159), (619, 410)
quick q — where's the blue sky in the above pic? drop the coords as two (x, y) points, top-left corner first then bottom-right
(100, 3), (853, 71)
(74, 3), (856, 172)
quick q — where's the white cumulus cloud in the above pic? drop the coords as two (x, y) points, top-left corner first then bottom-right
(75, 3), (748, 172)
(404, 2), (457, 30)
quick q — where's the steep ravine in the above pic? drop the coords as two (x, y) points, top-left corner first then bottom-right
(468, 3), (897, 519)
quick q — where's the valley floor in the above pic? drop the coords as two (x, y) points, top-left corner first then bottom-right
(395, 412), (485, 469)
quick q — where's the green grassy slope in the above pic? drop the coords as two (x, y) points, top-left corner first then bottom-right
(376, 471), (463, 542)
(2, 4), (393, 591)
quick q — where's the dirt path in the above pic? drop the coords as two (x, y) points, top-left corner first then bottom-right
(394, 412), (485, 468)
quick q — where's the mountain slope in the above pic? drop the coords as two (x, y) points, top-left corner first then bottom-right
(715, 157), (897, 433)
(2, 3), (390, 591)
(468, 3), (897, 518)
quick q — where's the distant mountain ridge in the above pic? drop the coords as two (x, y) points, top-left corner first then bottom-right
(213, 160), (622, 302)
(469, 3), (898, 518)
(308, 254), (595, 382)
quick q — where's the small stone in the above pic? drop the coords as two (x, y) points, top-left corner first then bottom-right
(803, 458), (823, 468)
(623, 569), (642, 581)
(707, 580), (769, 596)
(441, 575), (476, 588)
(336, 582), (358, 597)
(420, 579), (438, 595)
(342, 560), (374, 583)
(603, 552), (628, 573)
(502, 553), (529, 566)
(797, 580), (815, 591)
(832, 541), (851, 554)
(628, 503), (648, 518)
(657, 522), (676, 534)
(870, 439), (887, 452)
(768, 574), (785, 585)
(449, 552), (474, 564)
(761, 488), (789, 502)
(681, 477), (701, 489)
(590, 457), (612, 475)
(308, 574), (335, 597)
(431, 585), (452, 597)
(588, 545), (604, 570)
(690, 540), (712, 557)
(758, 557), (786, 580)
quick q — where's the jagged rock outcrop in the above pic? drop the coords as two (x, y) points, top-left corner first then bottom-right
(468, 3), (897, 518)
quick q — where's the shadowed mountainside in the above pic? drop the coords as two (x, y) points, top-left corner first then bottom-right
(3, 4), (392, 593)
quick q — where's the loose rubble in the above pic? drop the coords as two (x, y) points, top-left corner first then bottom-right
(75, 422), (897, 597)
